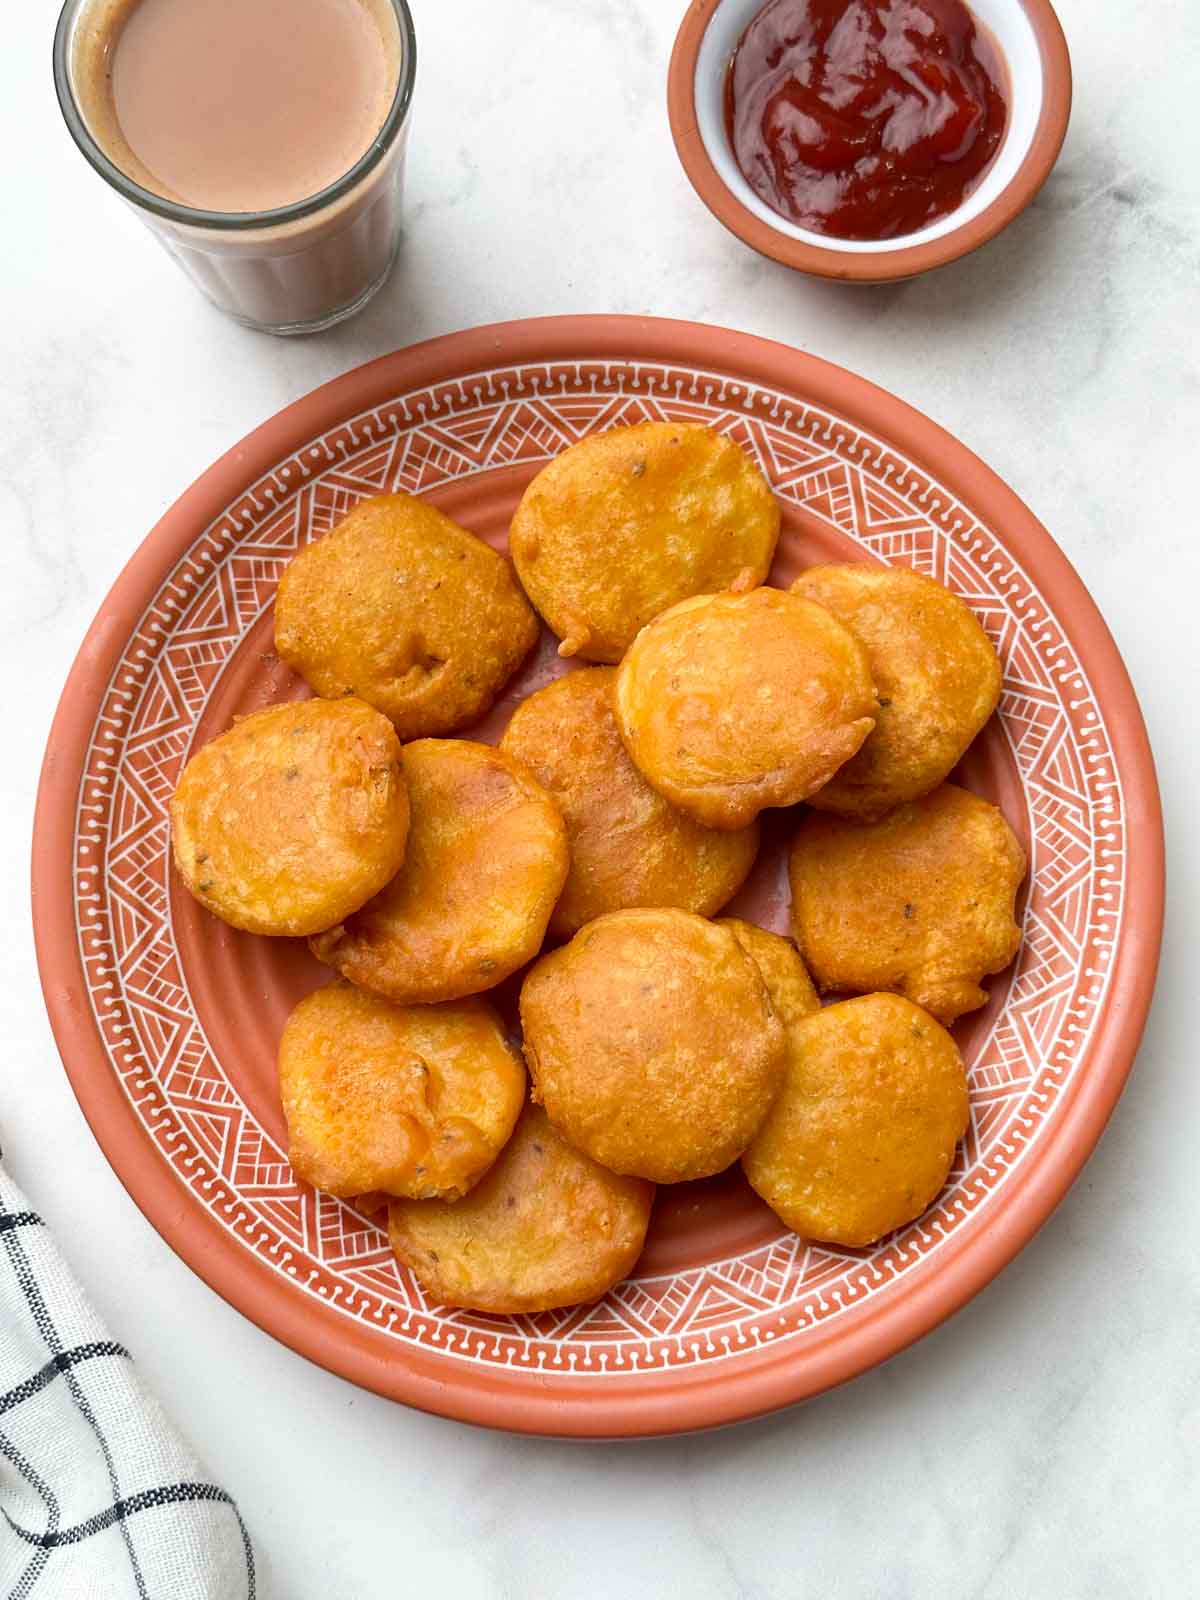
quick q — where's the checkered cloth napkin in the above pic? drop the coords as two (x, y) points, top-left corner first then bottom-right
(0, 1163), (255, 1599)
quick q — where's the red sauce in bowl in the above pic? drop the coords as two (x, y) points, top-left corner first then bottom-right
(725, 0), (1008, 241)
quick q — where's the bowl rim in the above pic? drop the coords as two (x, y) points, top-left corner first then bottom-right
(32, 314), (1161, 1438)
(667, 0), (1073, 282)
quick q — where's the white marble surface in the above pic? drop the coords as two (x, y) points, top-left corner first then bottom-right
(3, 0), (1197, 1593)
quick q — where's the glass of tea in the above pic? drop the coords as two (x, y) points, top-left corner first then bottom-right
(53, 0), (417, 335)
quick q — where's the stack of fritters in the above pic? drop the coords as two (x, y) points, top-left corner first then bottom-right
(171, 422), (1024, 1313)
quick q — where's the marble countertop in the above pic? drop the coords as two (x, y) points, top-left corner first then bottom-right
(4, 0), (1196, 1593)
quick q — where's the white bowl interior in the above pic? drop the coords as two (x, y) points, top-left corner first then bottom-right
(695, 0), (1044, 254)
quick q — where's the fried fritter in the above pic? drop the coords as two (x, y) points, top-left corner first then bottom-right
(279, 984), (525, 1201)
(789, 783), (1026, 1024)
(717, 919), (819, 1029)
(387, 1104), (654, 1313)
(613, 587), (877, 829)
(311, 739), (568, 1004)
(170, 697), (408, 937)
(520, 908), (785, 1183)
(509, 422), (780, 662)
(742, 993), (969, 1247)
(274, 493), (538, 739)
(792, 563), (1002, 821)
(499, 668), (759, 938)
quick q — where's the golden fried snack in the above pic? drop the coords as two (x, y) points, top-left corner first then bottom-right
(388, 1104), (654, 1313)
(279, 985), (525, 1201)
(509, 422), (779, 662)
(500, 668), (760, 937)
(274, 493), (538, 739)
(170, 697), (408, 937)
(743, 993), (968, 1247)
(613, 587), (877, 829)
(792, 564), (1002, 821)
(311, 739), (568, 1004)
(789, 783), (1026, 1024)
(718, 919), (819, 1029)
(520, 908), (785, 1183)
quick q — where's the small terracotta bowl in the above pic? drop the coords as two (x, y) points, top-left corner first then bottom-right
(667, 0), (1072, 282)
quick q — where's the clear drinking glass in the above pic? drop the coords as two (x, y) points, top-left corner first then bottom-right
(52, 0), (417, 335)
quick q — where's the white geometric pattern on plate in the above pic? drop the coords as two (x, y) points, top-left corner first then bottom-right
(74, 359), (1122, 1375)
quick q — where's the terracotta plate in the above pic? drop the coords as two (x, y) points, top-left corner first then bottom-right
(33, 316), (1162, 1437)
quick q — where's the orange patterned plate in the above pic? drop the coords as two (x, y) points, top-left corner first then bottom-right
(33, 317), (1162, 1437)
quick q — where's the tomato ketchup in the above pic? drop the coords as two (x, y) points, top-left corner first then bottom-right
(725, 0), (1008, 240)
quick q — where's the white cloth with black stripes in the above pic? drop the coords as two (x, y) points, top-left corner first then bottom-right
(0, 1164), (254, 1599)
